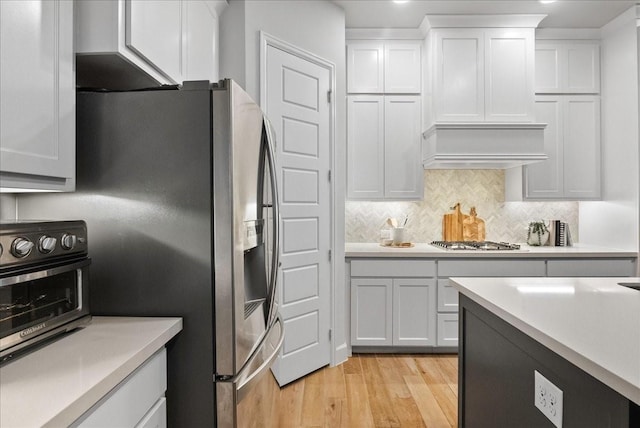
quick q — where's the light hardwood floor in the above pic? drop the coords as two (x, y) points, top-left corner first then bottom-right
(274, 354), (459, 428)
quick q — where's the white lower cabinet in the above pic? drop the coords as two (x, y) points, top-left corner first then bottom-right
(350, 257), (637, 351)
(350, 260), (436, 347)
(73, 349), (167, 428)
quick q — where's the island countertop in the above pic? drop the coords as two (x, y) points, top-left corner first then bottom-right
(346, 242), (638, 258)
(0, 316), (182, 428)
(450, 276), (640, 406)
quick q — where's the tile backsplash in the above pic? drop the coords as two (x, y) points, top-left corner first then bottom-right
(345, 170), (579, 243)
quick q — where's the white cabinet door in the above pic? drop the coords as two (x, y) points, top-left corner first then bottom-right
(484, 28), (535, 122)
(535, 41), (600, 94)
(126, 0), (183, 83)
(535, 43), (562, 93)
(0, 0), (75, 191)
(525, 96), (600, 200)
(525, 97), (563, 199)
(393, 279), (436, 346)
(184, 0), (218, 81)
(384, 96), (422, 199)
(351, 278), (393, 346)
(347, 96), (385, 199)
(347, 41), (384, 93)
(563, 96), (600, 199)
(433, 29), (485, 122)
(384, 43), (421, 93)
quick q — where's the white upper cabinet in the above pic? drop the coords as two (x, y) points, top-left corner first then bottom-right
(535, 41), (600, 94)
(126, 0), (184, 83)
(523, 96), (601, 200)
(347, 41), (421, 94)
(76, 0), (224, 89)
(347, 95), (423, 200)
(429, 27), (535, 123)
(0, 0), (75, 192)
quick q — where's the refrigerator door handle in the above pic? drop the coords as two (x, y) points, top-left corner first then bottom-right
(263, 117), (280, 327)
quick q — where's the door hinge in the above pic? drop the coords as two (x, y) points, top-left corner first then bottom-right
(328, 249), (332, 261)
(327, 90), (332, 103)
(328, 170), (331, 182)
(329, 329), (332, 340)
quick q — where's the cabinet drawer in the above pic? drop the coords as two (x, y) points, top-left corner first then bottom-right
(547, 259), (637, 277)
(135, 397), (166, 428)
(351, 259), (436, 277)
(437, 313), (458, 347)
(437, 279), (459, 312)
(76, 349), (167, 428)
(438, 259), (546, 277)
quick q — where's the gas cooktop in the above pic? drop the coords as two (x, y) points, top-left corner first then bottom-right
(431, 241), (521, 251)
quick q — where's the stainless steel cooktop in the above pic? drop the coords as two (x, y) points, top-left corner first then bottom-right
(431, 241), (521, 251)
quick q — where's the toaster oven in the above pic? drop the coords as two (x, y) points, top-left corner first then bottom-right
(0, 220), (91, 363)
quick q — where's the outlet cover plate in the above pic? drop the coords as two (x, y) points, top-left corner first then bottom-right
(534, 370), (563, 428)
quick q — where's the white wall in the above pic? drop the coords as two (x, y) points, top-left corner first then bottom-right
(579, 6), (639, 253)
(219, 0), (348, 364)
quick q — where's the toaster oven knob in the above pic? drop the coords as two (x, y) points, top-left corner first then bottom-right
(61, 233), (77, 250)
(11, 238), (34, 258)
(38, 236), (57, 254)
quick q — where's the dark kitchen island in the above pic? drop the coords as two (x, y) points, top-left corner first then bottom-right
(451, 277), (640, 427)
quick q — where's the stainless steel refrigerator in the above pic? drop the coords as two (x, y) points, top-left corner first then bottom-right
(17, 79), (283, 427)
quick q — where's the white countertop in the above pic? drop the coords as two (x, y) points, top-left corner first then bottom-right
(450, 276), (640, 405)
(0, 316), (182, 428)
(345, 242), (638, 258)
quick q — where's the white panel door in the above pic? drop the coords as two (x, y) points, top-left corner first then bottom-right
(384, 96), (422, 199)
(484, 28), (535, 122)
(393, 279), (436, 346)
(126, 0), (183, 83)
(525, 96), (563, 199)
(265, 44), (331, 386)
(346, 41), (384, 94)
(563, 96), (600, 199)
(351, 278), (393, 346)
(434, 29), (484, 122)
(347, 96), (384, 199)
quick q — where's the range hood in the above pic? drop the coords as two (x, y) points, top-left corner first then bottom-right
(422, 123), (548, 169)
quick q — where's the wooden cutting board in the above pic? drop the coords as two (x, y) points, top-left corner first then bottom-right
(442, 203), (464, 241)
(442, 204), (486, 241)
(463, 207), (486, 242)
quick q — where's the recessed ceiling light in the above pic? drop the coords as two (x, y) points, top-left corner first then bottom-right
(393, 0), (409, 4)
(539, 0), (557, 4)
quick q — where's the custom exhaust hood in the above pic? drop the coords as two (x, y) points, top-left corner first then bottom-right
(421, 122), (548, 169)
(420, 14), (548, 169)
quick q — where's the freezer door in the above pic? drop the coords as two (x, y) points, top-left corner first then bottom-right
(216, 316), (284, 428)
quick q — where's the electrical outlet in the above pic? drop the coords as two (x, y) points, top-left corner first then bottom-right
(534, 370), (563, 427)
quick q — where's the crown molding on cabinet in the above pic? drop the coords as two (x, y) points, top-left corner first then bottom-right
(420, 14), (547, 33)
(345, 28), (424, 40)
(535, 28), (601, 40)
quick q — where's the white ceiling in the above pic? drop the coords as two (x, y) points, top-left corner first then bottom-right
(332, 0), (637, 29)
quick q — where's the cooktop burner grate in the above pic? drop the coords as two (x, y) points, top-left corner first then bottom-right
(431, 241), (521, 251)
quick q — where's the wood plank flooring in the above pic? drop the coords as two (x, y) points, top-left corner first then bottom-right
(275, 354), (458, 428)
